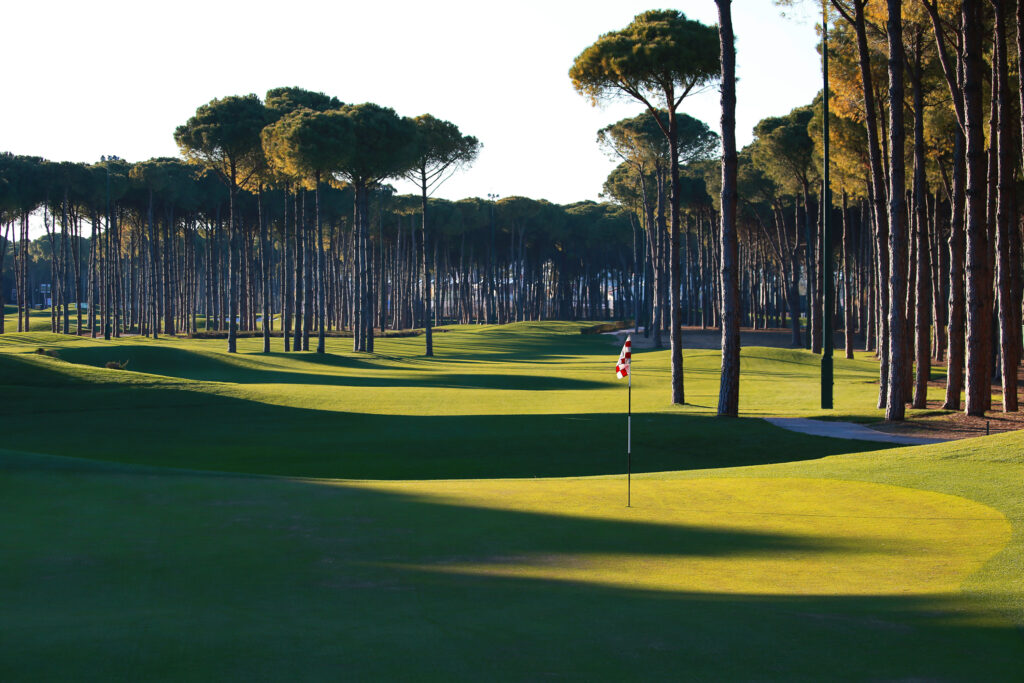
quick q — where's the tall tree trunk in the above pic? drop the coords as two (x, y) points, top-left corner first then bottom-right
(294, 189), (304, 352)
(0, 220), (9, 335)
(259, 186), (271, 353)
(843, 191), (855, 359)
(668, 107), (685, 405)
(993, 0), (1018, 410)
(885, 0), (908, 421)
(836, 0), (891, 408)
(147, 190), (159, 340)
(316, 176), (326, 354)
(912, 34), (932, 410)
(421, 167), (433, 356)
(717, 0), (739, 417)
(964, 0), (992, 416)
(227, 166), (238, 354)
(946, 127), (968, 409)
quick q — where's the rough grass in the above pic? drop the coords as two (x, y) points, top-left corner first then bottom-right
(3, 322), (1022, 680)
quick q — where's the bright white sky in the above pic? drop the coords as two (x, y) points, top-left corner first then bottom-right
(2, 0), (821, 206)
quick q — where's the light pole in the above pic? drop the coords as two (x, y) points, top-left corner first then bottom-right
(487, 192), (499, 324)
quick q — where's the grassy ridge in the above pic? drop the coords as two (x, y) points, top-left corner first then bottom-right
(0, 322), (906, 479)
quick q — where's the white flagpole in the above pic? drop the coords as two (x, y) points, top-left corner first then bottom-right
(627, 358), (631, 508)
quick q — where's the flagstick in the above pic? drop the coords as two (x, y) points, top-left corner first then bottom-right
(627, 367), (631, 508)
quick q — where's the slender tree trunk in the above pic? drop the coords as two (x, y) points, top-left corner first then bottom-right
(316, 176), (326, 354)
(964, 0), (991, 416)
(838, 0), (891, 408)
(259, 186), (271, 353)
(885, 0), (908, 421)
(420, 168), (433, 356)
(227, 166), (238, 354)
(147, 190), (160, 339)
(667, 107), (685, 405)
(946, 130), (968, 408)
(294, 189), (304, 352)
(912, 35), (932, 410)
(0, 220), (9, 335)
(843, 191), (855, 359)
(993, 0), (1018, 410)
(717, 0), (739, 417)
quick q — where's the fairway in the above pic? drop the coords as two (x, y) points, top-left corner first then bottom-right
(3, 323), (1024, 680)
(0, 322), (904, 479)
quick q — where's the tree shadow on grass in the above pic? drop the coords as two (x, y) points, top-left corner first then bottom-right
(3, 458), (1022, 681)
(50, 345), (609, 391)
(0, 367), (889, 479)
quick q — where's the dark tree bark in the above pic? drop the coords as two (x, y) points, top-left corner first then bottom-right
(293, 189), (304, 352)
(911, 33), (932, 410)
(282, 191), (291, 352)
(315, 177), (326, 354)
(258, 186), (271, 353)
(833, 0), (891, 409)
(716, 0), (740, 417)
(842, 191), (855, 359)
(946, 109), (967, 410)
(993, 0), (1018, 410)
(964, 0), (992, 416)
(667, 109), (685, 405)
(227, 164), (239, 354)
(885, 0), (908, 422)
(420, 166), (434, 357)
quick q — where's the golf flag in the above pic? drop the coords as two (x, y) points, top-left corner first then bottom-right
(615, 335), (633, 507)
(615, 336), (631, 379)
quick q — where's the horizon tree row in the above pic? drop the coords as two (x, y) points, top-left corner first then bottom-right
(0, 149), (651, 348)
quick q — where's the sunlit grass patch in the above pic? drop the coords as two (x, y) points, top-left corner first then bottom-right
(360, 476), (1010, 599)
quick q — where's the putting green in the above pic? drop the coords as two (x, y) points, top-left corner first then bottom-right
(358, 477), (1010, 599)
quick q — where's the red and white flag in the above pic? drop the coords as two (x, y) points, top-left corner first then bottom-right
(615, 335), (631, 379)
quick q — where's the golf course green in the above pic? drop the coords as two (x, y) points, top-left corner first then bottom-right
(3, 321), (1022, 680)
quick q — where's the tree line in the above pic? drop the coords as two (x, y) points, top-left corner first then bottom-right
(0, 144), (649, 352)
(9, 3), (1017, 423)
(741, 0), (1024, 420)
(579, 2), (1024, 420)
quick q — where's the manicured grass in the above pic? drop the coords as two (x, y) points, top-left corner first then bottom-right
(0, 322), (912, 478)
(3, 322), (1022, 680)
(3, 438), (1023, 681)
(3, 305), (58, 332)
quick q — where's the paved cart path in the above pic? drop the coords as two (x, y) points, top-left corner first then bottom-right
(765, 417), (950, 445)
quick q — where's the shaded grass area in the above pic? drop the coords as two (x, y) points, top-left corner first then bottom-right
(3, 448), (1023, 681)
(0, 332), (889, 479)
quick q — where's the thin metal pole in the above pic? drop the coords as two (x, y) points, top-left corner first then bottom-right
(627, 369), (632, 507)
